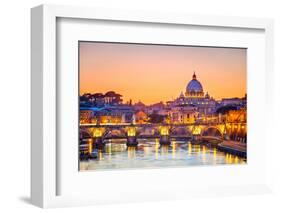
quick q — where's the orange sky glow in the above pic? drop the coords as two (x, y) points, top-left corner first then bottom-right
(79, 42), (246, 105)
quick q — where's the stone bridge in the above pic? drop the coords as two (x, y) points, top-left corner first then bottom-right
(80, 122), (246, 149)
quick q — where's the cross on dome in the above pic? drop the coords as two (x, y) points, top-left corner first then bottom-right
(192, 71), (197, 80)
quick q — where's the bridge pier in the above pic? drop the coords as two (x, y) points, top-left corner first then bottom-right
(127, 136), (138, 147)
(159, 126), (171, 146)
(160, 135), (171, 146)
(82, 138), (99, 159)
(191, 135), (201, 143)
(93, 136), (105, 150)
(91, 128), (105, 150)
(126, 126), (138, 147)
(79, 139), (96, 160)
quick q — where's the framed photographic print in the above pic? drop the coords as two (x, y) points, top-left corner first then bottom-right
(31, 4), (274, 208)
(78, 41), (247, 171)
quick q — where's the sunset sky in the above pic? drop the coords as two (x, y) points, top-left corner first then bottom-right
(79, 42), (246, 105)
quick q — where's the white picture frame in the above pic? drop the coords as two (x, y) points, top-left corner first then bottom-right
(31, 4), (274, 208)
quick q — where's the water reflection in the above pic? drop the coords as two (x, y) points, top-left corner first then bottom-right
(98, 150), (103, 160)
(161, 145), (169, 155)
(155, 139), (159, 159)
(128, 147), (136, 159)
(188, 142), (192, 156)
(202, 145), (206, 164)
(80, 139), (246, 171)
(213, 148), (217, 164)
(172, 141), (176, 159)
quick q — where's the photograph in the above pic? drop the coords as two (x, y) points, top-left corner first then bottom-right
(79, 41), (247, 171)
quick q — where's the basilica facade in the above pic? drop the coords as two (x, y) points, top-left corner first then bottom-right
(168, 72), (217, 117)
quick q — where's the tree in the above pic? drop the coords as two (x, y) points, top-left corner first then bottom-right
(216, 105), (238, 114)
(148, 113), (166, 123)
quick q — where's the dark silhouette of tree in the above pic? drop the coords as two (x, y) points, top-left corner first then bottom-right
(148, 113), (166, 123)
(216, 105), (238, 114)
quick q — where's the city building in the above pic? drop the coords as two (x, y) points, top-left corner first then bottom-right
(80, 105), (134, 125)
(168, 72), (217, 116)
(226, 108), (247, 123)
(147, 102), (166, 115)
(220, 97), (244, 106)
(79, 74), (247, 126)
(168, 105), (198, 124)
(80, 109), (94, 124)
(134, 110), (148, 124)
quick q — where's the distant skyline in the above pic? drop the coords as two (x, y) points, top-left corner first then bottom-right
(79, 42), (246, 105)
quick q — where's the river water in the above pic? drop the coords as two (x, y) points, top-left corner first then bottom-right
(80, 139), (246, 171)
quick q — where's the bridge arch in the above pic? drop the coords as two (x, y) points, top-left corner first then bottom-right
(136, 126), (160, 137)
(201, 126), (224, 139)
(170, 126), (192, 137)
(103, 127), (127, 138)
(79, 128), (92, 139)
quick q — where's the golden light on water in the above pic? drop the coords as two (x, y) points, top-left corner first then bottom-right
(98, 150), (103, 160)
(235, 156), (239, 164)
(155, 147), (159, 159)
(143, 146), (150, 155)
(188, 142), (192, 156)
(213, 148), (217, 160)
(81, 140), (247, 171)
(128, 147), (136, 159)
(229, 154), (233, 164)
(155, 139), (159, 159)
(197, 145), (201, 155)
(87, 139), (93, 154)
(105, 143), (112, 160)
(225, 153), (234, 164)
(202, 145), (206, 154)
(172, 141), (176, 159)
(161, 146), (169, 155)
(202, 145), (206, 164)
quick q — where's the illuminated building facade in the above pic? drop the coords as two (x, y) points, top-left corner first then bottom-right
(80, 110), (94, 124)
(168, 72), (217, 116)
(226, 108), (247, 123)
(80, 105), (134, 125)
(134, 110), (148, 124)
(168, 105), (199, 124)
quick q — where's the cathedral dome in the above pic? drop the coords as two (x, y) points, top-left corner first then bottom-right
(185, 72), (204, 97)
